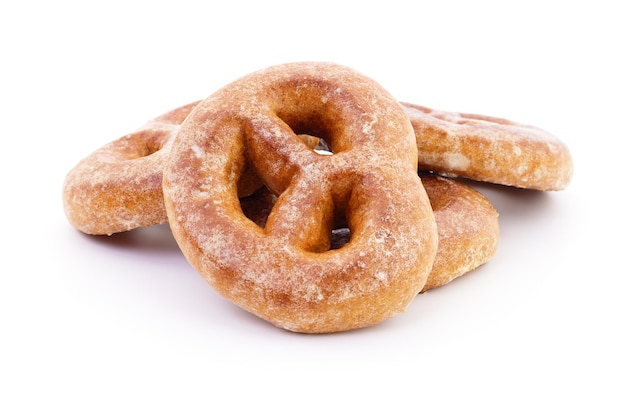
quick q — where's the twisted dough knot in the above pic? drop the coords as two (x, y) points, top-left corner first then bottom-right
(163, 62), (438, 333)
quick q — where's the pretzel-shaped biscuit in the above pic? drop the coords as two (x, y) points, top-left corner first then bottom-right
(163, 62), (438, 333)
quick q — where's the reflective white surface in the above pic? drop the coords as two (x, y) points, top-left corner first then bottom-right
(1, 1), (623, 392)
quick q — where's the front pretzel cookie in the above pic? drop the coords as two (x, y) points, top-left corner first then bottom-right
(163, 62), (438, 333)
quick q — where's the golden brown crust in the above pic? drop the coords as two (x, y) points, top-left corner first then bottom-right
(163, 62), (438, 333)
(62, 102), (318, 235)
(402, 103), (574, 191)
(419, 174), (499, 292)
(62, 102), (198, 235)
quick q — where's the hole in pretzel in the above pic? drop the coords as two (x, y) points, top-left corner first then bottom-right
(330, 227), (351, 250)
(274, 105), (337, 155)
(239, 187), (277, 229)
(329, 207), (351, 250)
(122, 130), (171, 160)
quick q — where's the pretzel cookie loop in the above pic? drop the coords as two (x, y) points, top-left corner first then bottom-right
(62, 101), (199, 235)
(402, 103), (574, 191)
(163, 62), (438, 333)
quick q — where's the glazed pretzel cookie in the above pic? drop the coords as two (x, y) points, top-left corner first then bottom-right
(62, 101), (318, 235)
(163, 62), (438, 333)
(402, 103), (574, 191)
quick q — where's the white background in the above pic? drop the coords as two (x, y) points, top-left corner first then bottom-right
(2, 1), (624, 392)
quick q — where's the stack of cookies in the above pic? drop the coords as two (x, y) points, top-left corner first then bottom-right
(62, 62), (573, 333)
